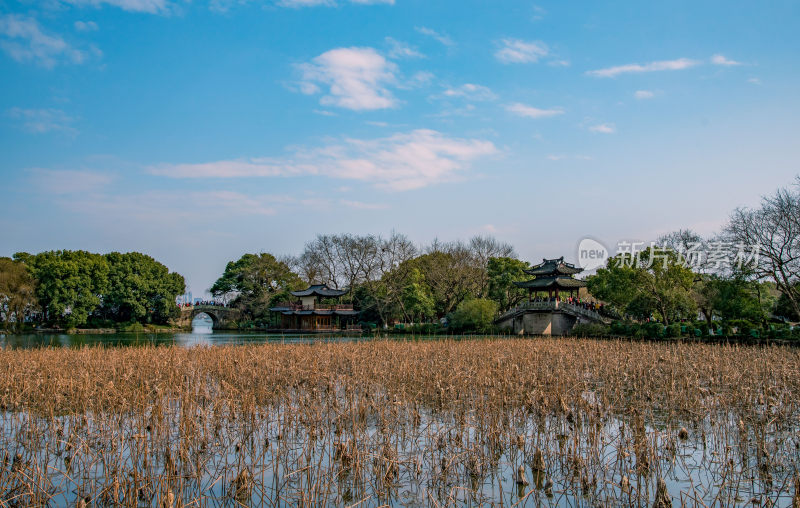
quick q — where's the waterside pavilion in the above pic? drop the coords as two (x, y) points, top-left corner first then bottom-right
(495, 257), (604, 335)
(514, 257), (586, 301)
(269, 284), (360, 331)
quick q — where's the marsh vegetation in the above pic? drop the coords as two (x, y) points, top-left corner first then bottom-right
(0, 338), (798, 506)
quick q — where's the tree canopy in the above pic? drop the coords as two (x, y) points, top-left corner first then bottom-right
(210, 253), (304, 319)
(10, 250), (184, 328)
(587, 247), (696, 325)
(0, 257), (38, 331)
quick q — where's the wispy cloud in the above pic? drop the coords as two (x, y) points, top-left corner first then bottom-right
(495, 39), (548, 64)
(74, 20), (99, 31)
(747, 77), (762, 85)
(297, 47), (398, 111)
(587, 58), (699, 78)
(0, 14), (86, 68)
(340, 199), (389, 210)
(441, 83), (496, 101)
(546, 154), (592, 161)
(711, 54), (742, 66)
(415, 26), (455, 47)
(60, 0), (173, 14)
(504, 102), (564, 119)
(385, 37), (423, 59)
(634, 90), (655, 99)
(278, 0), (393, 5)
(63, 190), (278, 220)
(8, 107), (77, 134)
(588, 123), (615, 134)
(149, 129), (497, 191)
(29, 168), (112, 195)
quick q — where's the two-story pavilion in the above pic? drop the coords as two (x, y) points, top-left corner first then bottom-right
(495, 256), (603, 335)
(513, 256), (586, 301)
(269, 284), (360, 331)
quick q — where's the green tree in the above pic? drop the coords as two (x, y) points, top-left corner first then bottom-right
(588, 247), (696, 324)
(0, 257), (38, 331)
(487, 257), (530, 312)
(19, 250), (109, 327)
(400, 251), (482, 318)
(399, 268), (436, 322)
(102, 252), (185, 324)
(712, 278), (775, 325)
(210, 253), (304, 319)
(449, 298), (498, 333)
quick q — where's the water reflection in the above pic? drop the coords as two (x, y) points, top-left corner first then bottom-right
(191, 312), (214, 334)
(0, 331), (372, 349)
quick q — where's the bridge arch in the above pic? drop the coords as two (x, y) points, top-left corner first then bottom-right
(191, 308), (220, 327)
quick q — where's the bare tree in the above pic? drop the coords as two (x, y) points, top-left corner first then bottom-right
(724, 179), (800, 318)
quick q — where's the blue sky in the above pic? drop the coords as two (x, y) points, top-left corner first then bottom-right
(1, 0), (798, 295)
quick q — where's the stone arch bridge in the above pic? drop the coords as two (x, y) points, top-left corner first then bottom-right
(178, 305), (241, 329)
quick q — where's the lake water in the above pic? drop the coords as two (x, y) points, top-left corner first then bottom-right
(0, 330), (375, 349)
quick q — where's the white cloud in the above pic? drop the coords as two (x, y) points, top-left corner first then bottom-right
(74, 20), (99, 31)
(149, 129), (497, 191)
(400, 70), (434, 89)
(415, 26), (455, 47)
(586, 58), (699, 78)
(711, 54), (741, 66)
(8, 108), (77, 134)
(634, 90), (655, 99)
(279, 0), (392, 5)
(277, 0), (334, 5)
(504, 102), (564, 119)
(385, 37), (423, 59)
(64, 190), (278, 220)
(546, 154), (592, 161)
(442, 83), (496, 101)
(29, 169), (112, 195)
(589, 123), (615, 134)
(60, 0), (172, 14)
(495, 39), (548, 64)
(747, 77), (762, 85)
(297, 47), (398, 111)
(0, 14), (86, 68)
(340, 200), (389, 210)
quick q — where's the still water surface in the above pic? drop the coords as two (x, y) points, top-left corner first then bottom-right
(0, 330), (374, 349)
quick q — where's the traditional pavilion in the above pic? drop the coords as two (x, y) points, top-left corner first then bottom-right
(514, 257), (587, 301)
(495, 256), (601, 335)
(268, 284), (360, 331)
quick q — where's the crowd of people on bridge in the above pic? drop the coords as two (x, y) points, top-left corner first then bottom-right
(530, 296), (604, 313)
(177, 300), (229, 309)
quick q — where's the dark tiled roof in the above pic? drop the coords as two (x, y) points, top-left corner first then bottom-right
(524, 256), (583, 276)
(291, 284), (348, 297)
(514, 276), (586, 289)
(334, 310), (359, 316)
(274, 309), (360, 316)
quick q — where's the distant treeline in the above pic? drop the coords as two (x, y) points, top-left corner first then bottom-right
(0, 251), (185, 330)
(207, 177), (800, 334)
(4, 176), (800, 335)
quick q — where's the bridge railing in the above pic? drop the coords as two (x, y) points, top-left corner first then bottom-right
(185, 304), (231, 311)
(496, 301), (604, 323)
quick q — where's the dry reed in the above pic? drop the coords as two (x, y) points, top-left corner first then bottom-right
(0, 337), (798, 506)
